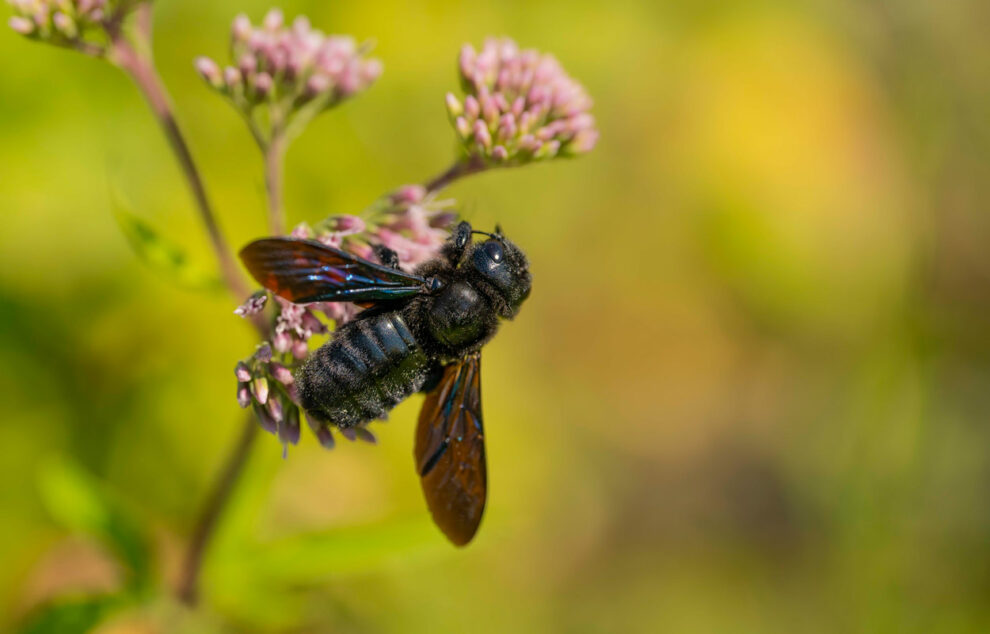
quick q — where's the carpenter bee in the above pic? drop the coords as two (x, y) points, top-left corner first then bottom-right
(239, 221), (531, 545)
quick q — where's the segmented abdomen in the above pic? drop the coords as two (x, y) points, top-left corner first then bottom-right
(298, 311), (430, 427)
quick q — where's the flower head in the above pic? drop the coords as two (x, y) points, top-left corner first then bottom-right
(446, 37), (598, 166)
(234, 342), (302, 450)
(195, 8), (382, 137)
(7, 0), (113, 53)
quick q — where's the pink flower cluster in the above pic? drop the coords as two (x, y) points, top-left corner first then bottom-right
(446, 37), (598, 165)
(234, 188), (455, 447)
(7, 0), (107, 39)
(235, 342), (301, 449)
(194, 9), (382, 112)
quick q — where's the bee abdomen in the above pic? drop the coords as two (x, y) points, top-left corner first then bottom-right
(298, 311), (430, 427)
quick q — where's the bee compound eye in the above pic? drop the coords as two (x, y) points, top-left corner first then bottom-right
(429, 277), (443, 291)
(483, 241), (503, 263)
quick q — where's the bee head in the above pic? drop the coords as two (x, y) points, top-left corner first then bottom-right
(469, 226), (532, 318)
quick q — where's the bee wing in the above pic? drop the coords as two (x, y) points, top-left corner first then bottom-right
(415, 354), (487, 546)
(239, 237), (429, 304)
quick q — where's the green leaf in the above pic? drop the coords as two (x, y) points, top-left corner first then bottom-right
(226, 515), (443, 585)
(17, 595), (121, 634)
(111, 189), (222, 292)
(37, 457), (152, 594)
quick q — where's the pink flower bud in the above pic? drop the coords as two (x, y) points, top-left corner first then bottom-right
(291, 338), (309, 359)
(305, 73), (332, 97)
(361, 58), (383, 83)
(251, 376), (269, 405)
(235, 361), (252, 383)
(262, 8), (283, 31)
(464, 95), (480, 118)
(291, 223), (314, 239)
(497, 113), (517, 141)
(253, 71), (273, 98)
(317, 232), (343, 248)
(445, 92), (463, 118)
(492, 145), (509, 161)
(473, 120), (492, 149)
(347, 242), (376, 262)
(459, 44), (477, 79)
(455, 116), (471, 138)
(518, 135), (541, 153)
(280, 405), (301, 445)
(511, 96), (525, 118)
(269, 362), (294, 386)
(237, 382), (252, 408)
(8, 16), (34, 35)
(223, 66), (242, 89)
(255, 342), (273, 363)
(571, 128), (599, 154)
(301, 310), (327, 336)
(232, 13), (251, 41)
(292, 15), (311, 33)
(234, 291), (267, 316)
(195, 57), (222, 87)
(52, 12), (75, 37)
(273, 331), (292, 353)
(393, 184), (426, 205)
(267, 394), (283, 423)
(239, 53), (257, 75)
(328, 214), (366, 234)
(253, 403), (278, 434)
(285, 382), (300, 404)
(538, 139), (561, 159)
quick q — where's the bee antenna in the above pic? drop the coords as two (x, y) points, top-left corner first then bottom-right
(471, 230), (495, 239)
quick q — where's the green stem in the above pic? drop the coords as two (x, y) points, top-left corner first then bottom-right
(176, 414), (259, 605)
(424, 154), (487, 194)
(265, 132), (286, 235)
(102, 8), (268, 606)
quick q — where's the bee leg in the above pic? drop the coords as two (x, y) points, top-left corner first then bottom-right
(419, 361), (444, 393)
(442, 221), (473, 264)
(373, 245), (402, 269)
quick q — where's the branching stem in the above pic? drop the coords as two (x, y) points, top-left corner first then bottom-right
(424, 154), (487, 194)
(101, 6), (268, 606)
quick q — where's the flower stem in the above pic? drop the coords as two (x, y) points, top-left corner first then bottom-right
(177, 414), (259, 605)
(109, 34), (252, 306)
(103, 11), (268, 606)
(264, 133), (286, 235)
(424, 154), (486, 194)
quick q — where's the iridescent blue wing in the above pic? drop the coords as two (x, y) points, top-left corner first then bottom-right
(415, 354), (486, 546)
(239, 237), (429, 304)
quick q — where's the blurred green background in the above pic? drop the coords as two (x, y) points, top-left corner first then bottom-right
(2, 0), (990, 632)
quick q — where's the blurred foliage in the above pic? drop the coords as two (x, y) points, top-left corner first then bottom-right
(2, 0), (990, 632)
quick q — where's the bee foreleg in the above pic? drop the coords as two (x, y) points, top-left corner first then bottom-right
(419, 361), (445, 394)
(373, 245), (402, 269)
(441, 220), (473, 265)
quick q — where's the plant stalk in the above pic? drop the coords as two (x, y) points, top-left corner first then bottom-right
(104, 11), (267, 606)
(264, 133), (286, 235)
(424, 154), (486, 194)
(177, 414), (259, 605)
(110, 35), (256, 314)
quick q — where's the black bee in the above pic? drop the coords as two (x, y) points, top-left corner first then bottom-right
(239, 221), (531, 545)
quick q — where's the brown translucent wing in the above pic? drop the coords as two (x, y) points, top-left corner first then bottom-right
(415, 354), (487, 546)
(239, 237), (428, 304)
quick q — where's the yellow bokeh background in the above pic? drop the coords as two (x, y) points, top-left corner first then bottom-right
(2, 1), (989, 632)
